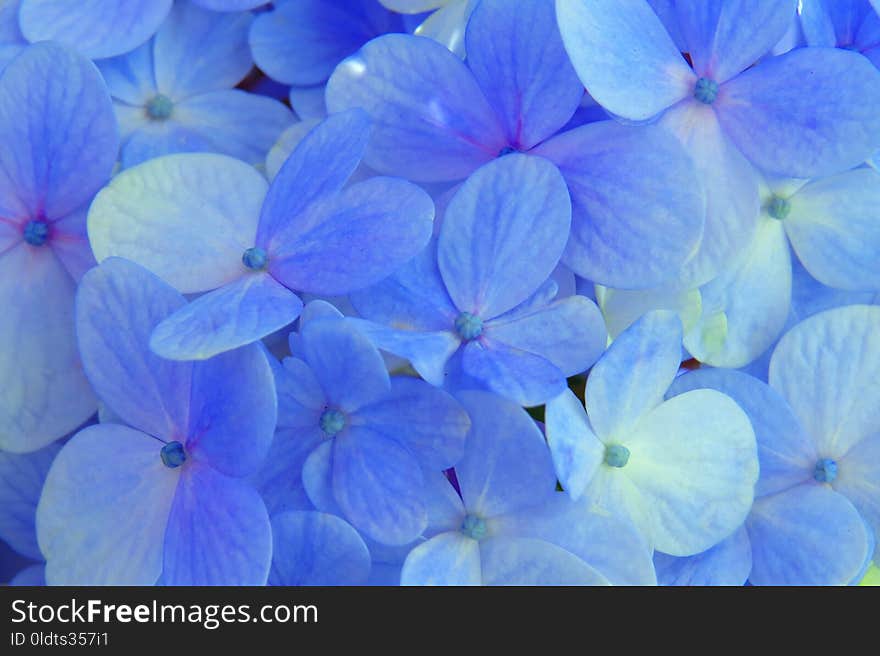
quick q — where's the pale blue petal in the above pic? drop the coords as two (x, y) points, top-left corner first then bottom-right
(265, 119), (320, 181)
(684, 219), (792, 368)
(400, 532), (481, 585)
(275, 357), (326, 429)
(119, 123), (214, 169)
(835, 432), (880, 557)
(675, 0), (798, 83)
(769, 305), (880, 456)
(585, 310), (683, 442)
(173, 90), (293, 166)
(300, 318), (390, 412)
(596, 282), (703, 340)
(254, 427), (324, 515)
(18, 0), (172, 59)
(464, 0), (583, 149)
(0, 1), (25, 74)
(149, 274), (303, 361)
(438, 154), (570, 317)
(185, 345), (276, 477)
(747, 484), (870, 585)
(88, 153), (267, 293)
(353, 377), (469, 471)
(460, 338), (567, 407)
(422, 472), (467, 535)
(455, 391), (557, 517)
(269, 511), (370, 586)
(289, 84), (327, 120)
(555, 0), (696, 121)
(535, 121), (705, 289)
(332, 427), (427, 545)
(325, 33), (505, 181)
(0, 443), (60, 559)
(784, 168), (880, 290)
(36, 424), (179, 586)
(96, 41), (156, 106)
(487, 296), (606, 377)
(625, 389), (759, 556)
(668, 368), (816, 498)
(193, 0), (268, 9)
(659, 101), (761, 287)
(163, 464), (271, 585)
(266, 177), (434, 297)
(0, 42), (117, 221)
(250, 0), (399, 86)
(153, 2), (253, 98)
(544, 389), (605, 500)
(654, 526), (752, 586)
(479, 536), (609, 585)
(717, 48), (880, 178)
(76, 258), (191, 441)
(302, 440), (342, 515)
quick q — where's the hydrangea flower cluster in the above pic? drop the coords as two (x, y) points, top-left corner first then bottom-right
(1, 0), (879, 587)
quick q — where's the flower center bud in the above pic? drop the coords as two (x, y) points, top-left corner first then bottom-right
(146, 94), (174, 121)
(454, 312), (483, 341)
(604, 444), (630, 468)
(813, 458), (838, 484)
(23, 220), (49, 246)
(320, 409), (346, 437)
(242, 246), (268, 271)
(161, 441), (187, 468)
(694, 77), (719, 105)
(461, 514), (487, 541)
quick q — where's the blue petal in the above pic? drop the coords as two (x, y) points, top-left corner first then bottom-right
(0, 1), (26, 74)
(544, 389), (605, 500)
(269, 511), (371, 585)
(192, 0), (268, 9)
(332, 427), (427, 545)
(461, 338), (567, 407)
(185, 346), (276, 478)
(95, 41), (156, 106)
(172, 90), (293, 166)
(769, 305), (880, 457)
(153, 2), (253, 98)
(0, 42), (118, 221)
(479, 536), (609, 585)
(353, 377), (469, 470)
(836, 432), (880, 558)
(302, 440), (343, 515)
(88, 153), (267, 294)
(535, 121), (706, 289)
(747, 483), (870, 585)
(400, 532), (481, 585)
(349, 242), (459, 331)
(275, 356), (326, 429)
(0, 443), (60, 559)
(438, 154), (571, 317)
(325, 33), (506, 181)
(37, 424), (180, 585)
(675, 0), (798, 83)
(464, 0), (583, 149)
(254, 427), (324, 515)
(784, 168), (880, 290)
(555, 0), (696, 120)
(257, 109), (370, 244)
(250, 0), (400, 86)
(163, 464), (272, 585)
(668, 368), (816, 498)
(654, 526), (752, 586)
(119, 123), (214, 169)
(717, 48), (880, 178)
(149, 273), (303, 361)
(585, 310), (683, 442)
(10, 564), (45, 586)
(76, 258), (191, 442)
(18, 0), (172, 60)
(454, 391), (557, 518)
(300, 318), (390, 412)
(266, 176), (434, 297)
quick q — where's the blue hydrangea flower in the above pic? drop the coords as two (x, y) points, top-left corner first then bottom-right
(256, 311), (470, 546)
(250, 0), (403, 120)
(545, 311), (759, 556)
(87, 109), (434, 361)
(36, 258), (277, 585)
(350, 154), (608, 407)
(800, 0), (880, 68)
(683, 168), (880, 368)
(401, 391), (655, 585)
(0, 43), (119, 453)
(379, 0), (478, 57)
(653, 527), (753, 586)
(268, 511), (371, 586)
(18, 0), (172, 59)
(193, 0), (269, 10)
(557, 0), (880, 285)
(0, 1), (26, 73)
(327, 0), (707, 289)
(668, 317), (880, 585)
(0, 443), (60, 579)
(97, 1), (292, 168)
